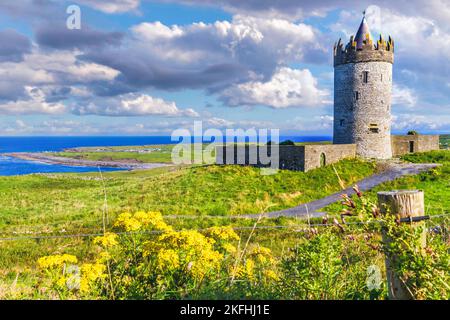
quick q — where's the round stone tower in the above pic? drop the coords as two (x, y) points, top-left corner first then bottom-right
(333, 13), (394, 159)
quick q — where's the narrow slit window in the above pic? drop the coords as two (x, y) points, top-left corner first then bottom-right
(369, 123), (379, 133)
(340, 119), (345, 127)
(354, 91), (359, 101)
(363, 71), (369, 83)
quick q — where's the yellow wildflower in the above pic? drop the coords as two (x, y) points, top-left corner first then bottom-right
(114, 212), (141, 231)
(206, 226), (239, 242)
(93, 232), (119, 248)
(37, 254), (78, 269)
(155, 249), (180, 271)
(222, 243), (237, 254)
(264, 269), (279, 281)
(114, 211), (172, 232)
(80, 263), (106, 293)
(249, 246), (275, 264)
(134, 211), (173, 232)
(97, 251), (112, 262)
(143, 229), (223, 280)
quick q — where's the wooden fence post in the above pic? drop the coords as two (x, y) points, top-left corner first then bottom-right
(377, 190), (427, 300)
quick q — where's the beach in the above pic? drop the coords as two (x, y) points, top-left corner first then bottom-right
(5, 152), (170, 170)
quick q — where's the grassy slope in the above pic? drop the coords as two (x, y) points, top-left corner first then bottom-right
(0, 158), (375, 230)
(0, 157), (375, 297)
(1, 150), (449, 298)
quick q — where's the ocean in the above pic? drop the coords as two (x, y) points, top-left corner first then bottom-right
(0, 136), (332, 176)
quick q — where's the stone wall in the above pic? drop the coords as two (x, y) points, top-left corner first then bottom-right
(215, 145), (305, 171)
(304, 144), (356, 171)
(391, 135), (440, 156)
(216, 144), (356, 172)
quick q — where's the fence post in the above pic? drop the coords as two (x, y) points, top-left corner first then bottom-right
(377, 190), (427, 300)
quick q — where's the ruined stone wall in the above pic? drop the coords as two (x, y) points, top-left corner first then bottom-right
(216, 144), (356, 172)
(417, 135), (440, 152)
(304, 144), (356, 171)
(391, 135), (440, 156)
(216, 145), (305, 171)
(333, 60), (393, 159)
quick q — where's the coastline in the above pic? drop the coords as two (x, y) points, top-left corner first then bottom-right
(4, 152), (171, 170)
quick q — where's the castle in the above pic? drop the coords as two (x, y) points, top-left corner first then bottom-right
(217, 13), (440, 171)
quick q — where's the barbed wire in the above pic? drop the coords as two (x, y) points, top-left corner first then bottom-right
(0, 213), (447, 242)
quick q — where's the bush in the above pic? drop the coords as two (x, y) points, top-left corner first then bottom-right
(37, 211), (280, 299)
(279, 140), (296, 146)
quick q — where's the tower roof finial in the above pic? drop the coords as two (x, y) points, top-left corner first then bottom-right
(354, 11), (372, 49)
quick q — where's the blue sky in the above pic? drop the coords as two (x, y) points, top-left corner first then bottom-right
(0, 0), (448, 136)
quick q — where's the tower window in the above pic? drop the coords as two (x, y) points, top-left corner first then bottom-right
(363, 71), (369, 83)
(354, 91), (359, 101)
(381, 74), (383, 82)
(340, 119), (345, 127)
(369, 123), (379, 133)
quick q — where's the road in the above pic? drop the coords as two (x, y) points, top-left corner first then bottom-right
(242, 163), (439, 219)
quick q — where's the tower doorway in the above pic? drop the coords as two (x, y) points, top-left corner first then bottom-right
(320, 153), (326, 167)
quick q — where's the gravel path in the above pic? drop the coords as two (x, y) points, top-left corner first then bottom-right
(242, 163), (440, 219)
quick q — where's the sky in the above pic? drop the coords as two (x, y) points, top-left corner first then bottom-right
(0, 0), (449, 136)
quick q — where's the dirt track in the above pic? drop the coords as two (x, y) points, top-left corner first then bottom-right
(242, 163), (440, 219)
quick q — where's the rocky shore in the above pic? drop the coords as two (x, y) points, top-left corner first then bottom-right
(5, 152), (170, 170)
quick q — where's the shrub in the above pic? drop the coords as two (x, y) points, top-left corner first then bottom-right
(37, 211), (280, 299)
(279, 140), (296, 146)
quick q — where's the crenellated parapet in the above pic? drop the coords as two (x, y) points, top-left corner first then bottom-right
(334, 34), (394, 66)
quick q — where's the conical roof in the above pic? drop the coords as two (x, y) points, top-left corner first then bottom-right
(354, 15), (373, 49)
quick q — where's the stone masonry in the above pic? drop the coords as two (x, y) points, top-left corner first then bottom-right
(391, 134), (440, 156)
(333, 16), (394, 159)
(216, 144), (355, 172)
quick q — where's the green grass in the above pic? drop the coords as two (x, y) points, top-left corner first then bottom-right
(0, 157), (377, 298)
(439, 134), (449, 149)
(324, 150), (450, 216)
(1, 149), (448, 299)
(0, 158), (375, 231)
(51, 144), (175, 163)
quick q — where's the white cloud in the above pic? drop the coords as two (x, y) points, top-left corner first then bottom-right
(71, 93), (199, 117)
(392, 113), (450, 132)
(392, 84), (418, 108)
(286, 114), (333, 131)
(0, 49), (119, 101)
(220, 67), (330, 108)
(77, 0), (140, 13)
(0, 86), (66, 114)
(24, 50), (120, 83)
(85, 14), (326, 92)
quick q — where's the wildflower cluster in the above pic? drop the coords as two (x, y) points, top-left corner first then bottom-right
(233, 245), (278, 282)
(37, 254), (78, 269)
(37, 253), (106, 298)
(114, 211), (172, 232)
(37, 211), (281, 299)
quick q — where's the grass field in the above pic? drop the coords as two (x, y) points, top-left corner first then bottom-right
(0, 148), (448, 299)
